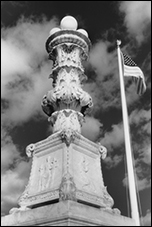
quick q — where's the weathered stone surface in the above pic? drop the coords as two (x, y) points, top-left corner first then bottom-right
(1, 200), (136, 226)
(17, 132), (113, 210)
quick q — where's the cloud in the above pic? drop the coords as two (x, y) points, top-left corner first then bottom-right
(89, 41), (117, 77)
(96, 123), (125, 168)
(140, 145), (151, 165)
(103, 154), (123, 169)
(1, 161), (31, 215)
(119, 1), (151, 44)
(81, 116), (102, 142)
(129, 108), (151, 166)
(101, 106), (151, 186)
(137, 178), (151, 191)
(129, 108), (151, 138)
(130, 108), (151, 126)
(1, 16), (59, 125)
(122, 142), (151, 191)
(1, 126), (32, 214)
(1, 39), (31, 92)
(141, 210), (151, 226)
(122, 174), (151, 192)
(2, 61), (53, 124)
(100, 123), (124, 151)
(135, 144), (151, 190)
(1, 127), (20, 172)
(142, 121), (151, 135)
(88, 40), (120, 107)
(1, 143), (20, 173)
(98, 105), (151, 170)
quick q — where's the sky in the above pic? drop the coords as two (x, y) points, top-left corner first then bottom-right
(1, 1), (151, 225)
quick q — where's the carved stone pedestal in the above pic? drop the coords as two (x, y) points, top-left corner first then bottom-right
(1, 200), (135, 226)
(18, 131), (113, 209)
(2, 132), (135, 226)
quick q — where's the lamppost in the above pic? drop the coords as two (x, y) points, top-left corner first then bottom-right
(41, 16), (93, 144)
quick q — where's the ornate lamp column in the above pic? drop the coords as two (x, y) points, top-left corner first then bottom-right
(42, 16), (93, 143)
(16, 15), (114, 211)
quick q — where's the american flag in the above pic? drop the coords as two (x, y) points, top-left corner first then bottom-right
(121, 51), (146, 95)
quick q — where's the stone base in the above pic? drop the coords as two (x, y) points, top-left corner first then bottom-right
(18, 131), (114, 209)
(1, 200), (135, 226)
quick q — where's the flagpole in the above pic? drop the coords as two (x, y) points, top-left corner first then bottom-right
(117, 40), (140, 226)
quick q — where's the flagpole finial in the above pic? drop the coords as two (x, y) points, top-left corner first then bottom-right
(117, 40), (121, 46)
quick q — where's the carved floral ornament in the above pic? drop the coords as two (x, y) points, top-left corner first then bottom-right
(49, 109), (85, 133)
(97, 143), (107, 160)
(26, 143), (35, 157)
(41, 68), (93, 116)
(49, 44), (87, 73)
